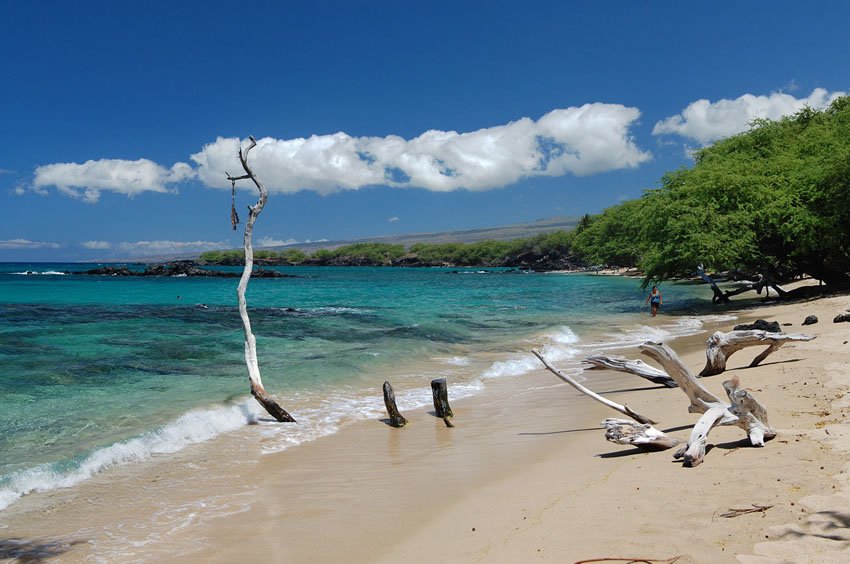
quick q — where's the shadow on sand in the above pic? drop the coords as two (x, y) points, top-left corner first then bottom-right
(0, 537), (86, 562)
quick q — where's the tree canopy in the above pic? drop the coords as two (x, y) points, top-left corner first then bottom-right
(572, 96), (850, 286)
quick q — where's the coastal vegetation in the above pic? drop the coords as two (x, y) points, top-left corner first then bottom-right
(573, 96), (850, 287)
(198, 231), (578, 269)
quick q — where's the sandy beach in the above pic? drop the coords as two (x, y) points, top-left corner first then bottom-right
(2, 290), (850, 563)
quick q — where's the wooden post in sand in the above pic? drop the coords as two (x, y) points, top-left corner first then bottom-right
(431, 378), (455, 427)
(382, 381), (408, 428)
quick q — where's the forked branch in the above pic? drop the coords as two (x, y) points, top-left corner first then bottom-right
(229, 137), (295, 422)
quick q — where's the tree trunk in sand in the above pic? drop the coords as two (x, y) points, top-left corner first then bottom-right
(382, 381), (407, 428)
(700, 330), (815, 377)
(228, 137), (295, 423)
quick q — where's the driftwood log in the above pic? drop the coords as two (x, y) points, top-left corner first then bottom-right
(584, 355), (677, 387)
(700, 330), (815, 377)
(431, 378), (454, 427)
(227, 137), (295, 423)
(640, 342), (775, 466)
(382, 381), (407, 428)
(601, 418), (680, 450)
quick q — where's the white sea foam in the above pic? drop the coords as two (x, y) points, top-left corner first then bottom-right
(11, 270), (67, 276)
(482, 326), (580, 379)
(0, 402), (261, 512)
(440, 356), (471, 366)
(590, 314), (739, 352)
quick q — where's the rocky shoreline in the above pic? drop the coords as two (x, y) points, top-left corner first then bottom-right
(76, 261), (298, 278)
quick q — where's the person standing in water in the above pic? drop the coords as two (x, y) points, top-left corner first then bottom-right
(645, 286), (662, 317)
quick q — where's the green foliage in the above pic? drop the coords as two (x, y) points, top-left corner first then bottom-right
(279, 248), (308, 264)
(198, 250), (243, 264)
(325, 242), (405, 264)
(569, 96), (850, 286)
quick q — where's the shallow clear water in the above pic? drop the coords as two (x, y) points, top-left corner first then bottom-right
(0, 263), (721, 510)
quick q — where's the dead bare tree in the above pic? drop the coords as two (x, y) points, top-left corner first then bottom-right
(227, 136), (295, 423)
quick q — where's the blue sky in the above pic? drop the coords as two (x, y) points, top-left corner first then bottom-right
(1, 0), (847, 261)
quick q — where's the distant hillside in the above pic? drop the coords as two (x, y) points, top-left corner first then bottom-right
(131, 216), (581, 262)
(262, 216), (581, 254)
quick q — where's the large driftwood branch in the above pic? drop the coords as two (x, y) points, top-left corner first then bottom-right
(700, 330), (816, 376)
(532, 349), (656, 425)
(584, 355), (677, 388)
(640, 343), (775, 466)
(228, 137), (295, 423)
(639, 342), (723, 413)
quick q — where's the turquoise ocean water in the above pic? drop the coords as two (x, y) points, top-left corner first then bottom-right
(0, 264), (727, 511)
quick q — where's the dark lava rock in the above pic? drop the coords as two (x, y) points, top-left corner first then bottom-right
(733, 319), (781, 333)
(80, 261), (297, 278)
(834, 313), (850, 323)
(802, 315), (819, 326)
(84, 266), (135, 276)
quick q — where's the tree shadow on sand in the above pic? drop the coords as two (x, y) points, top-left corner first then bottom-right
(0, 537), (86, 562)
(777, 510), (850, 544)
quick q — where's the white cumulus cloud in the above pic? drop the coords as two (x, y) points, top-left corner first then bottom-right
(33, 159), (194, 203)
(387, 216), (400, 223)
(653, 87), (846, 145)
(190, 104), (650, 194)
(257, 236), (300, 247)
(115, 240), (228, 256)
(82, 241), (112, 250)
(0, 238), (61, 249)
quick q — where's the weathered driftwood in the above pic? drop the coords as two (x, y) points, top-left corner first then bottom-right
(700, 330), (815, 377)
(382, 381), (407, 428)
(601, 418), (680, 451)
(227, 137), (295, 423)
(430, 378), (454, 427)
(640, 342), (775, 466)
(584, 355), (677, 388)
(697, 264), (787, 304)
(532, 349), (656, 425)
